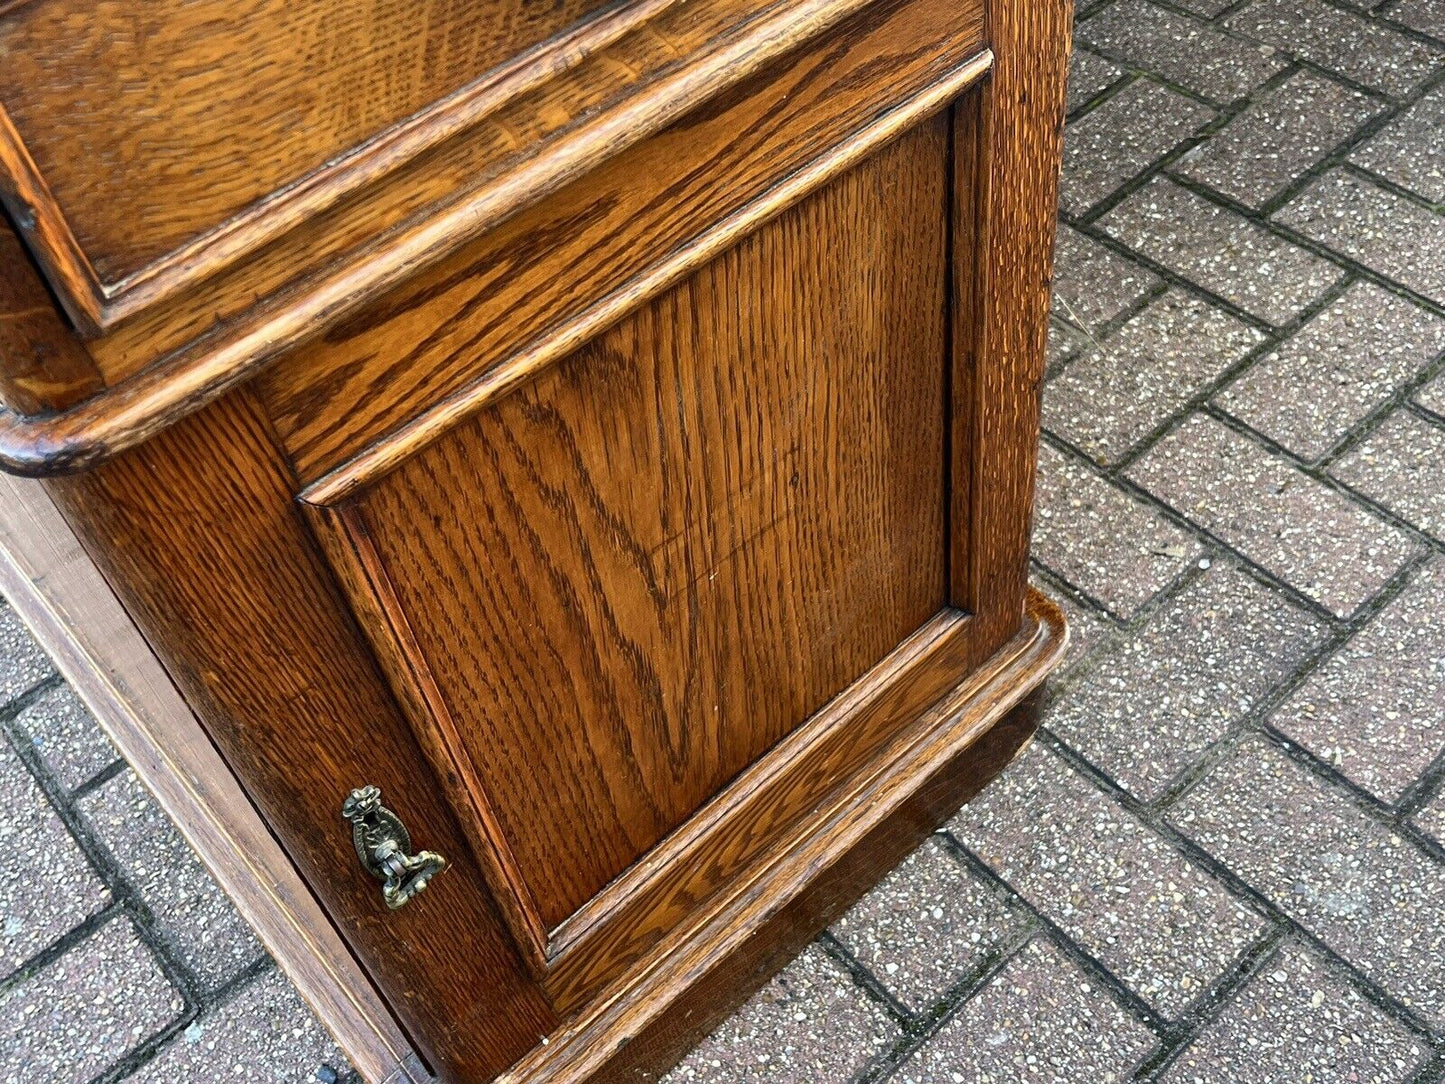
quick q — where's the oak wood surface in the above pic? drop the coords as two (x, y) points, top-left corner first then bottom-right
(276, 0), (986, 488)
(496, 588), (1066, 1084)
(0, 474), (430, 1084)
(320, 115), (950, 945)
(0, 1), (1074, 1079)
(952, 0), (1072, 656)
(0, 0), (617, 293)
(43, 388), (560, 1083)
(0, 0), (985, 475)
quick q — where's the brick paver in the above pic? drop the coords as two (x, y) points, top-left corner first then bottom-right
(893, 939), (1154, 1084)
(1270, 559), (1445, 803)
(1158, 940), (1427, 1083)
(1169, 737), (1445, 1026)
(1099, 176), (1344, 326)
(830, 837), (1027, 1013)
(1033, 442), (1205, 617)
(11, 686), (118, 795)
(1223, 0), (1444, 96)
(5, 4), (1445, 1081)
(1175, 71), (1384, 209)
(1277, 169), (1445, 300)
(1081, 0), (1288, 101)
(1045, 289), (1265, 464)
(665, 946), (899, 1083)
(1332, 407), (1445, 538)
(1214, 282), (1445, 462)
(949, 744), (1267, 1017)
(1051, 224), (1163, 335)
(0, 919), (182, 1084)
(1128, 413), (1421, 617)
(1047, 563), (1328, 801)
(1351, 84), (1445, 202)
(78, 770), (263, 992)
(1061, 80), (1213, 215)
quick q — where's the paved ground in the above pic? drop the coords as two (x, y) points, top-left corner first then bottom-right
(3, 0), (1445, 1080)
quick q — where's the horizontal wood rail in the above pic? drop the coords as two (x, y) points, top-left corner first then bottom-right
(0, 41), (994, 478)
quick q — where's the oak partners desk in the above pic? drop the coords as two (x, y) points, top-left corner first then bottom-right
(0, 0), (1071, 1079)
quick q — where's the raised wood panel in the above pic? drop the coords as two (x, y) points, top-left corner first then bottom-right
(43, 388), (559, 1084)
(267, 0), (984, 486)
(306, 117), (953, 973)
(0, 0), (613, 286)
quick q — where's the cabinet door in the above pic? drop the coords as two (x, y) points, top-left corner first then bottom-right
(302, 113), (1016, 1007)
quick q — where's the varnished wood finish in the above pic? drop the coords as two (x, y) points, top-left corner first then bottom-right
(0, 475), (430, 1084)
(952, 0), (1072, 653)
(307, 117), (950, 956)
(497, 590), (1064, 1084)
(44, 390), (558, 1083)
(0, 0), (621, 311)
(0, 1), (1072, 1079)
(0, 0), (986, 476)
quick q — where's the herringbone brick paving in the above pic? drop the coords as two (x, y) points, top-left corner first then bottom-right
(2, 0), (1444, 1079)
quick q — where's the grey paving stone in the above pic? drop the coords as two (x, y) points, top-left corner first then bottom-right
(1333, 409), (1445, 537)
(1214, 282), (1445, 462)
(1224, 0), (1444, 96)
(1068, 49), (1125, 113)
(1061, 80), (1214, 215)
(1416, 369), (1445, 418)
(1049, 565), (1329, 801)
(0, 741), (110, 975)
(1033, 443), (1205, 617)
(0, 917), (182, 1084)
(831, 837), (1026, 1011)
(1080, 0), (1288, 101)
(1414, 788), (1445, 844)
(1168, 736), (1445, 1026)
(949, 743), (1267, 1016)
(1100, 176), (1345, 326)
(664, 945), (898, 1083)
(1052, 225), (1163, 335)
(1159, 939), (1427, 1084)
(1277, 170), (1445, 302)
(1045, 290), (1266, 464)
(1032, 578), (1115, 675)
(129, 968), (346, 1084)
(1126, 413), (1421, 617)
(1352, 85), (1445, 204)
(1271, 559), (1445, 803)
(1175, 71), (1384, 209)
(1170, 0), (1236, 15)
(12, 684), (118, 794)
(1048, 317), (1091, 376)
(79, 770), (262, 992)
(893, 938), (1155, 1084)
(1390, 0), (1445, 39)
(0, 604), (53, 705)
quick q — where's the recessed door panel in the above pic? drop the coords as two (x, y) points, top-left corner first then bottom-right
(307, 117), (965, 990)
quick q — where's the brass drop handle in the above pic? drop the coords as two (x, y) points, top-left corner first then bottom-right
(342, 785), (448, 910)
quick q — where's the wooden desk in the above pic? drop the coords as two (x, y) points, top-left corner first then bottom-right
(0, 1), (1070, 1079)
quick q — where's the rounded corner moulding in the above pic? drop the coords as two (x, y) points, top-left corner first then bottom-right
(0, 0), (872, 337)
(0, 29), (993, 479)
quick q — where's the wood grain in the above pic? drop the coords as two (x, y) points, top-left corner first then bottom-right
(0, 474), (429, 1084)
(43, 388), (558, 1083)
(0, 0), (1073, 1078)
(0, 0), (616, 291)
(0, 0), (987, 476)
(497, 588), (1066, 1084)
(318, 118), (950, 942)
(279, 0), (986, 490)
(952, 0), (1073, 656)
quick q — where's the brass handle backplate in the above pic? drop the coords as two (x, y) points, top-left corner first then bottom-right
(341, 785), (448, 910)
